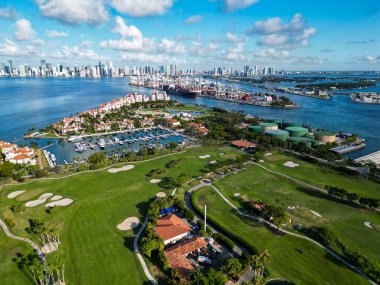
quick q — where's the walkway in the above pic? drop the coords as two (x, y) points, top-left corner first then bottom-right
(0, 219), (45, 262)
(133, 216), (158, 285)
(188, 183), (377, 285)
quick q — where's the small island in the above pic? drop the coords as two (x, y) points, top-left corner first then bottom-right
(295, 82), (376, 90)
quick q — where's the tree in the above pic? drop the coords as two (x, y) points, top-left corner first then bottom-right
(188, 270), (208, 285)
(168, 142), (178, 149)
(346, 193), (359, 202)
(87, 152), (108, 169)
(262, 205), (286, 229)
(206, 269), (227, 285)
(221, 258), (242, 277)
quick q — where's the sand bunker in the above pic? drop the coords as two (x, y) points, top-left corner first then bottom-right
(310, 210), (322, 217)
(50, 195), (63, 201)
(234, 193), (241, 197)
(7, 190), (26, 199)
(259, 160), (264, 162)
(25, 193), (54, 207)
(264, 153), (272, 156)
(156, 192), (167, 198)
(117, 217), (139, 231)
(283, 161), (300, 168)
(108, 165), (135, 173)
(150, 179), (162, 184)
(288, 206), (296, 210)
(209, 160), (217, 164)
(199, 155), (211, 159)
(364, 222), (373, 229)
(41, 242), (59, 254)
(45, 198), (74, 208)
(219, 153), (225, 156)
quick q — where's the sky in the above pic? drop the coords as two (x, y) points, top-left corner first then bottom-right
(0, 0), (379, 71)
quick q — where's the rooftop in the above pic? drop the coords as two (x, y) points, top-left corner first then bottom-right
(155, 214), (191, 241)
(230, 140), (256, 148)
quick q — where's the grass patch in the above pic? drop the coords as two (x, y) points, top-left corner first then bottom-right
(192, 187), (369, 285)
(0, 146), (242, 284)
(213, 162), (380, 261)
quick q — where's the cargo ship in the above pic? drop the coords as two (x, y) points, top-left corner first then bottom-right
(162, 84), (200, 98)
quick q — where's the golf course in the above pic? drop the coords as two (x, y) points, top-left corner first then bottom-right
(0, 146), (242, 285)
(210, 151), (380, 262)
(1, 147), (379, 284)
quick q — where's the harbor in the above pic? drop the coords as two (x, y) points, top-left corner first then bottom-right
(21, 127), (190, 166)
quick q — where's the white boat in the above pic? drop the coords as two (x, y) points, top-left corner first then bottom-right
(68, 136), (82, 142)
(50, 154), (56, 162)
(98, 139), (105, 148)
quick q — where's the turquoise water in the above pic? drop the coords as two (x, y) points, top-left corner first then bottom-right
(0, 76), (379, 159)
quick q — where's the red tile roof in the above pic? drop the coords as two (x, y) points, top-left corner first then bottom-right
(155, 214), (191, 242)
(164, 237), (208, 279)
(230, 140), (256, 148)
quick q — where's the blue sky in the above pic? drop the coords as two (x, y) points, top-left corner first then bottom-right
(0, 0), (379, 70)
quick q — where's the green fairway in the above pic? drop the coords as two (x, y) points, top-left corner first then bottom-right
(192, 187), (370, 285)
(0, 232), (33, 285)
(261, 151), (380, 199)
(0, 146), (242, 284)
(213, 163), (380, 262)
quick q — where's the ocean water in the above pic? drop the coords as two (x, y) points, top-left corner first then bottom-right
(0, 76), (379, 159)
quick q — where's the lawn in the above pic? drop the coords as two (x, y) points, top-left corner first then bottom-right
(192, 187), (370, 285)
(213, 164), (380, 262)
(0, 233), (32, 285)
(261, 151), (380, 199)
(0, 146), (242, 284)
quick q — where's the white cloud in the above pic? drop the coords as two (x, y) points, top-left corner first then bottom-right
(33, 39), (45, 46)
(159, 38), (185, 54)
(109, 0), (173, 17)
(100, 16), (154, 52)
(0, 39), (36, 56)
(247, 13), (316, 49)
(118, 52), (184, 64)
(223, 41), (246, 61)
(14, 19), (36, 41)
(48, 43), (103, 60)
(184, 15), (203, 24)
(255, 48), (289, 59)
(225, 0), (259, 11)
(0, 6), (17, 19)
(35, 0), (108, 25)
(226, 32), (246, 43)
(47, 30), (69, 38)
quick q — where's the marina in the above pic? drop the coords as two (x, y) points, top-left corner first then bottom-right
(23, 127), (190, 166)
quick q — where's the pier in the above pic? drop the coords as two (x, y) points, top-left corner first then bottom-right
(355, 151), (380, 165)
(330, 142), (366, 154)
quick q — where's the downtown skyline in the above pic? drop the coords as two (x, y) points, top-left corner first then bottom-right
(0, 0), (379, 71)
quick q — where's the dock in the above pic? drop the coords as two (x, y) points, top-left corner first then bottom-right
(355, 150), (380, 165)
(330, 142), (366, 154)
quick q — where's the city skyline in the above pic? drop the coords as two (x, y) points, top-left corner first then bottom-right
(0, 1), (379, 70)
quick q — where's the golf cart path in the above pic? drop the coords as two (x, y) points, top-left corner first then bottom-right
(189, 183), (377, 285)
(0, 219), (45, 261)
(134, 215), (158, 285)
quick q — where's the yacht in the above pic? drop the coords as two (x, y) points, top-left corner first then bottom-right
(68, 136), (82, 142)
(98, 139), (106, 148)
